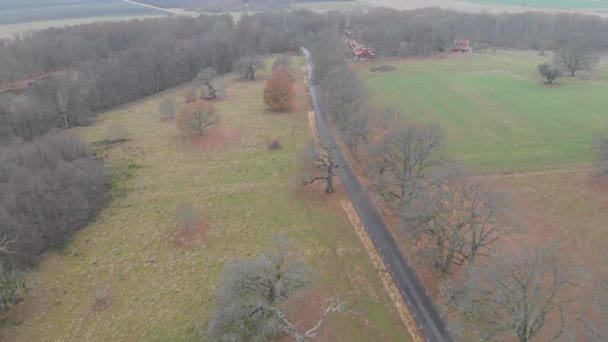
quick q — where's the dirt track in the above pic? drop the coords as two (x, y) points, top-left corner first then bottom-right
(365, 0), (608, 17)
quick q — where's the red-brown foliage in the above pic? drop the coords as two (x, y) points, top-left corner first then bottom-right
(175, 100), (218, 136)
(263, 69), (295, 112)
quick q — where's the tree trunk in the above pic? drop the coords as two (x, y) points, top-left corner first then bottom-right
(326, 172), (334, 193)
(207, 85), (216, 99)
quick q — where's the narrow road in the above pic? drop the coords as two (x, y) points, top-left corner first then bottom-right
(301, 47), (453, 342)
(122, 0), (184, 15)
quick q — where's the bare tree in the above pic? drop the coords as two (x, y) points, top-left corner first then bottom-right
(342, 108), (369, 158)
(553, 41), (599, 76)
(372, 124), (444, 206)
(403, 166), (513, 273)
(371, 107), (400, 133)
(445, 246), (583, 342)
(538, 63), (562, 85)
(271, 297), (346, 342)
(301, 141), (342, 194)
(194, 68), (219, 100)
(205, 235), (314, 342)
(272, 53), (292, 71)
(235, 56), (265, 81)
(175, 100), (218, 137)
(159, 97), (178, 120)
(0, 235), (15, 255)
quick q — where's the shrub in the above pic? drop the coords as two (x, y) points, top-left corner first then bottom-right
(176, 204), (197, 234)
(105, 123), (129, 144)
(175, 100), (218, 136)
(159, 97), (179, 120)
(538, 63), (561, 85)
(263, 70), (295, 112)
(370, 65), (397, 72)
(267, 139), (282, 150)
(272, 54), (292, 71)
(595, 134), (608, 175)
(183, 86), (197, 103)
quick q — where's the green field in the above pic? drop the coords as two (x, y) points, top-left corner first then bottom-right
(468, 0), (608, 9)
(359, 52), (608, 171)
(0, 66), (409, 341)
(0, 0), (164, 25)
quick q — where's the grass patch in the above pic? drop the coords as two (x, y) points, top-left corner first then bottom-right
(359, 52), (608, 171)
(0, 65), (410, 341)
(0, 0), (164, 25)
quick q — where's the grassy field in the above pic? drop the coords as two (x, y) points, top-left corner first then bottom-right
(358, 52), (608, 171)
(0, 66), (409, 341)
(0, 15), (163, 38)
(0, 0), (164, 25)
(467, 0), (608, 9)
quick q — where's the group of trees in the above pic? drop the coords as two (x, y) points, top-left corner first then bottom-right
(538, 39), (599, 85)
(205, 235), (343, 341)
(0, 133), (107, 308)
(309, 33), (605, 341)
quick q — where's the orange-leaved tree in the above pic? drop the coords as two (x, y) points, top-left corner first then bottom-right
(175, 100), (218, 136)
(263, 69), (295, 112)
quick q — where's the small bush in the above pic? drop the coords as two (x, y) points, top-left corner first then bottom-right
(183, 86), (197, 103)
(370, 65), (397, 72)
(105, 123), (129, 144)
(159, 97), (179, 120)
(176, 204), (197, 235)
(595, 134), (608, 176)
(267, 139), (282, 150)
(0, 275), (26, 311)
(538, 63), (561, 85)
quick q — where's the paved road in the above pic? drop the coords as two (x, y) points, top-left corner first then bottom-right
(301, 47), (453, 342)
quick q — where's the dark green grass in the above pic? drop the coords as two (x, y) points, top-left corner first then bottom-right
(0, 0), (163, 25)
(360, 52), (608, 171)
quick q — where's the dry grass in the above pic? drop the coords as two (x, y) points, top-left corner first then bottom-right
(0, 63), (410, 341)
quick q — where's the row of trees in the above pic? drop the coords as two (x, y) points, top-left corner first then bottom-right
(309, 34), (606, 341)
(4, 8), (608, 89)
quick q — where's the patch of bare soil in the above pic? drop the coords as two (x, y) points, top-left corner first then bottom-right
(168, 217), (208, 248)
(278, 288), (337, 342)
(185, 125), (242, 151)
(91, 286), (112, 312)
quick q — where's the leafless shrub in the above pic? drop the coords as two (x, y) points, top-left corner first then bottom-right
(267, 139), (282, 150)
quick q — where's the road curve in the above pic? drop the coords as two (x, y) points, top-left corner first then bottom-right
(301, 47), (453, 342)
